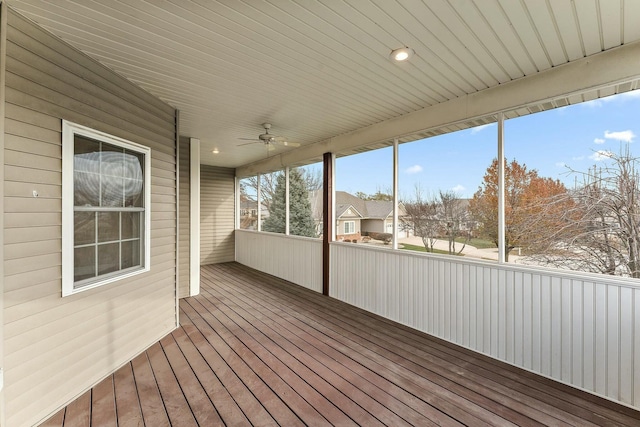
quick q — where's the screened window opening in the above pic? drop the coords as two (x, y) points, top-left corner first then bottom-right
(63, 121), (151, 296)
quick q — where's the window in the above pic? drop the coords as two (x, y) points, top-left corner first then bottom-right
(62, 121), (151, 296)
(399, 123), (496, 257)
(290, 163), (322, 238)
(335, 146), (393, 247)
(344, 221), (355, 234)
(239, 176), (259, 230)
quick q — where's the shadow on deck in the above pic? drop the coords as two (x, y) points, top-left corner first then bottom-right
(41, 262), (640, 426)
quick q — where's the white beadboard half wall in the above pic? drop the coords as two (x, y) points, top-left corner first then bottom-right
(330, 242), (640, 410)
(235, 230), (322, 293)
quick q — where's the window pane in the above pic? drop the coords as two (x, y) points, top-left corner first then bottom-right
(74, 136), (101, 206)
(124, 178), (144, 207)
(101, 143), (125, 177)
(399, 123), (496, 258)
(239, 176), (258, 230)
(124, 150), (144, 207)
(121, 240), (141, 269)
(74, 171), (100, 206)
(98, 212), (120, 242)
(98, 243), (119, 275)
(504, 90), (640, 277)
(74, 212), (96, 245)
(261, 171), (285, 234)
(292, 163), (322, 238)
(121, 211), (140, 240)
(335, 146), (393, 246)
(101, 176), (124, 207)
(100, 144), (125, 206)
(123, 150), (144, 180)
(74, 246), (95, 282)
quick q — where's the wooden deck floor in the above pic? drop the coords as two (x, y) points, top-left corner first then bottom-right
(41, 262), (640, 426)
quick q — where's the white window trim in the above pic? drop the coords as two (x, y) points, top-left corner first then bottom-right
(62, 120), (151, 297)
(344, 220), (356, 234)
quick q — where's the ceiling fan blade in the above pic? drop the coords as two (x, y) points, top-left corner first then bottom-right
(238, 141), (260, 146)
(238, 137), (260, 141)
(271, 139), (301, 147)
(267, 144), (275, 151)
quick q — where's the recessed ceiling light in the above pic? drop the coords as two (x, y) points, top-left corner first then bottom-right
(390, 47), (414, 62)
(212, 148), (219, 154)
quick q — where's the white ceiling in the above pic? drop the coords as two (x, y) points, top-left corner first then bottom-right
(8, 0), (640, 170)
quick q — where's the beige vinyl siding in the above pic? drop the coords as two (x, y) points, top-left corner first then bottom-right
(178, 137), (190, 297)
(0, 3), (6, 424)
(200, 165), (235, 264)
(3, 8), (177, 427)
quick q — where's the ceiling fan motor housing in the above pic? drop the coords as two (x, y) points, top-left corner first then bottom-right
(259, 123), (274, 142)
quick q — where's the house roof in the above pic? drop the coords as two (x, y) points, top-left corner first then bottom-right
(310, 190), (402, 221)
(9, 1), (640, 173)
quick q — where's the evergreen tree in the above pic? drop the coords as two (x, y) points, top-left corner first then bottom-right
(262, 168), (317, 237)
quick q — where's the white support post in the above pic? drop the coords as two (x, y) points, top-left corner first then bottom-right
(330, 153), (336, 241)
(285, 167), (290, 235)
(189, 138), (201, 295)
(257, 174), (262, 232)
(497, 113), (506, 264)
(392, 138), (399, 250)
(234, 176), (240, 230)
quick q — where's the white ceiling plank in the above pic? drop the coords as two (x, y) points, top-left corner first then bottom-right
(574, 0), (604, 55)
(309, 0), (455, 102)
(428, 0), (510, 84)
(447, 0), (522, 81)
(623, 0), (640, 41)
(379, 0), (491, 91)
(599, 0), (623, 49)
(208, 0), (427, 112)
(548, 0), (585, 61)
(472, 0), (537, 76)
(312, 0), (459, 101)
(523, 0), (568, 66)
(134, 0), (422, 115)
(499, 0), (551, 71)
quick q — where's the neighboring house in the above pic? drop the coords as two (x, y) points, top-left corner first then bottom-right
(239, 194), (268, 230)
(310, 191), (409, 241)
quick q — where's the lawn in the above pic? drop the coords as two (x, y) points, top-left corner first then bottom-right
(399, 243), (463, 256)
(454, 237), (495, 249)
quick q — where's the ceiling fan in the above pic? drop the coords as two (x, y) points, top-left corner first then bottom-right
(238, 123), (300, 151)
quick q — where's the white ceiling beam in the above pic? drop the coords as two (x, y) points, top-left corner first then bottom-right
(237, 40), (640, 177)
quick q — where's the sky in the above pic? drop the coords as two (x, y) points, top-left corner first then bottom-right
(329, 90), (640, 200)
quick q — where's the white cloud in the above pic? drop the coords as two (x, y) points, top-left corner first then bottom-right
(555, 162), (566, 168)
(594, 138), (605, 144)
(451, 184), (465, 193)
(470, 123), (496, 134)
(618, 90), (640, 99)
(582, 99), (603, 108)
(572, 156), (585, 161)
(590, 150), (613, 161)
(405, 165), (423, 174)
(604, 130), (636, 143)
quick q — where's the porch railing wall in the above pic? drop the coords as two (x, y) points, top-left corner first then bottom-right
(330, 242), (640, 410)
(235, 230), (323, 293)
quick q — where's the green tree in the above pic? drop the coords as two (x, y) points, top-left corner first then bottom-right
(262, 168), (317, 237)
